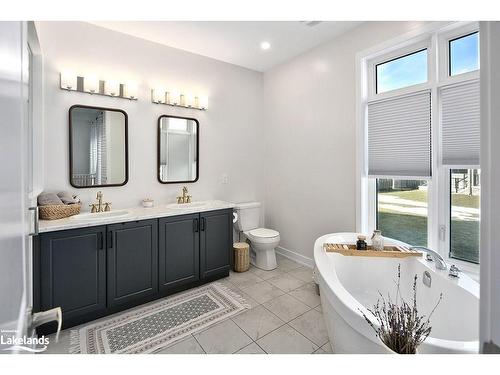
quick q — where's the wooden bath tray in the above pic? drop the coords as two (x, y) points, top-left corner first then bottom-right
(323, 243), (422, 258)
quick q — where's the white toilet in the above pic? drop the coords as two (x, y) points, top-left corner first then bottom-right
(234, 202), (280, 270)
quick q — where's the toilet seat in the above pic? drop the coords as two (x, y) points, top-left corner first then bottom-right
(249, 228), (279, 238)
(244, 228), (280, 245)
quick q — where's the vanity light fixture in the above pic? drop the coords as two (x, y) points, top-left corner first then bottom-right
(151, 88), (208, 110)
(59, 72), (139, 100)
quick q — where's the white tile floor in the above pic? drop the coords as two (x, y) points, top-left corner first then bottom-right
(44, 255), (331, 354)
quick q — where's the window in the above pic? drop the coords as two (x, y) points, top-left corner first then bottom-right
(376, 49), (427, 93)
(362, 23), (481, 268)
(376, 179), (428, 246)
(449, 32), (479, 76)
(450, 169), (480, 263)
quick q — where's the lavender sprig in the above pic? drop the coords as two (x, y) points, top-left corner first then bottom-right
(359, 264), (442, 354)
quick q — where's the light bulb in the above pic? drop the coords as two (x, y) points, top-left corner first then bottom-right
(124, 81), (138, 99)
(60, 71), (77, 90)
(105, 80), (120, 96)
(85, 75), (99, 93)
(153, 88), (165, 103)
(185, 93), (195, 107)
(170, 91), (180, 105)
(199, 96), (209, 110)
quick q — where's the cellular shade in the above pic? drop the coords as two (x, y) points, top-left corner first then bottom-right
(441, 80), (480, 166)
(368, 90), (432, 178)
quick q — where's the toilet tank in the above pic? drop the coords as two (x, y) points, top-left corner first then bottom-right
(234, 202), (261, 232)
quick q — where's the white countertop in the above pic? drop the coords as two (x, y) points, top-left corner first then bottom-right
(38, 200), (235, 233)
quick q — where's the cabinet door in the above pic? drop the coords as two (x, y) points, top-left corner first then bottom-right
(107, 220), (158, 308)
(158, 213), (199, 293)
(39, 226), (106, 320)
(200, 209), (232, 279)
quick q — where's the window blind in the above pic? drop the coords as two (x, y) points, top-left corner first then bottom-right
(441, 80), (480, 166)
(368, 90), (432, 178)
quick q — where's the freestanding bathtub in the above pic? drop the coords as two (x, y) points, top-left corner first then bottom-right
(314, 233), (479, 354)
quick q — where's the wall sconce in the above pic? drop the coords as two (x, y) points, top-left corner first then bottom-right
(151, 88), (208, 110)
(59, 72), (138, 100)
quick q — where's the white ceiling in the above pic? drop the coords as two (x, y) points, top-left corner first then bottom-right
(89, 21), (362, 72)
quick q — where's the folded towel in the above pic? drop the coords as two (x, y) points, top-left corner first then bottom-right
(57, 191), (80, 205)
(38, 193), (63, 206)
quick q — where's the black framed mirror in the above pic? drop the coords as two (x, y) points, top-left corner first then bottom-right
(69, 105), (129, 188)
(157, 115), (199, 184)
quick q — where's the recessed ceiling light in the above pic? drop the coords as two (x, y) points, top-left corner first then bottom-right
(260, 41), (271, 50)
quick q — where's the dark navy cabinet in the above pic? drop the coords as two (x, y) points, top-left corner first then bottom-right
(158, 214), (200, 293)
(107, 220), (158, 308)
(200, 210), (232, 279)
(38, 226), (106, 326)
(34, 209), (232, 333)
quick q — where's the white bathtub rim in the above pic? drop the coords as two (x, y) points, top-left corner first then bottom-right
(314, 232), (479, 353)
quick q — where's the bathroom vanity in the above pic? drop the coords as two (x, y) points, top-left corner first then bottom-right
(32, 201), (234, 334)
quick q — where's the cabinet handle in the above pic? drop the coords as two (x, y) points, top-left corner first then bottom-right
(200, 217), (206, 231)
(107, 231), (113, 248)
(193, 218), (199, 232)
(98, 232), (104, 250)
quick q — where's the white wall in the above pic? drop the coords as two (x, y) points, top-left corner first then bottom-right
(262, 21), (429, 262)
(479, 21), (500, 352)
(36, 21), (264, 209)
(37, 21), (432, 264)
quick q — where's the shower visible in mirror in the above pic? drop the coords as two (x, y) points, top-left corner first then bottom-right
(158, 115), (199, 184)
(69, 105), (128, 188)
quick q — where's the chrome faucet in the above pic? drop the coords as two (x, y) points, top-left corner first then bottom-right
(176, 186), (192, 204)
(410, 246), (447, 270)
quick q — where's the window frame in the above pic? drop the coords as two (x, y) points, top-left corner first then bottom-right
(374, 48), (428, 95)
(360, 22), (480, 279)
(367, 38), (433, 102)
(448, 31), (479, 77)
(442, 167), (480, 277)
(438, 22), (480, 85)
(446, 168), (480, 265)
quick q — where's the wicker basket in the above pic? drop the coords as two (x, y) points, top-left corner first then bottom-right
(38, 203), (82, 220)
(233, 242), (250, 272)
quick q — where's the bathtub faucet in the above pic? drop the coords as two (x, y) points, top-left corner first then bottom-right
(410, 246), (447, 270)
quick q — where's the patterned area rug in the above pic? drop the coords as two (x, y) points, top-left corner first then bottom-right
(69, 283), (249, 354)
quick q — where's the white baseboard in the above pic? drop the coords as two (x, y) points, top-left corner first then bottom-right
(275, 246), (314, 269)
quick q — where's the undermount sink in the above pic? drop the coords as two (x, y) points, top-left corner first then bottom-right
(165, 202), (209, 210)
(70, 210), (132, 222)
